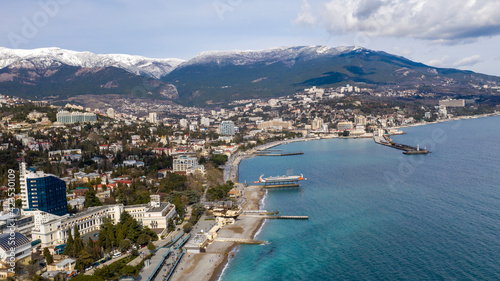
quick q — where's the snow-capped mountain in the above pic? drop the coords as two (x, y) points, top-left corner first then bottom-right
(180, 45), (366, 68)
(0, 47), (185, 78)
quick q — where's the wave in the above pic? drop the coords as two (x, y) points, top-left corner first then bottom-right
(216, 245), (241, 281)
(259, 189), (268, 210)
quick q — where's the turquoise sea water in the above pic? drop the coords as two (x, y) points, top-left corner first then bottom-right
(219, 116), (500, 281)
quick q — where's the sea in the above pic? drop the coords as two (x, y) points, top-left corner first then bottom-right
(219, 116), (500, 281)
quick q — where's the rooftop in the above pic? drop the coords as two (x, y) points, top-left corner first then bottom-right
(0, 232), (30, 251)
(55, 258), (76, 267)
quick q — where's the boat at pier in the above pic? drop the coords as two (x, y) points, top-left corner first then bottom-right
(254, 174), (306, 188)
(258, 174), (305, 183)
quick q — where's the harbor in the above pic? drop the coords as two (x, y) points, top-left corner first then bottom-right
(373, 134), (430, 155)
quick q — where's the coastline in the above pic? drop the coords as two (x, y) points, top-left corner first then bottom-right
(177, 112), (500, 281)
(394, 112), (500, 129)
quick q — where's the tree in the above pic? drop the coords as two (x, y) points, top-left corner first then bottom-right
(33, 275), (47, 281)
(63, 229), (74, 256)
(167, 218), (175, 233)
(206, 167), (224, 187)
(136, 233), (149, 246)
(76, 249), (94, 273)
(73, 225), (84, 257)
(15, 198), (22, 209)
(183, 222), (193, 233)
(85, 190), (102, 208)
(119, 239), (132, 252)
(26, 263), (39, 280)
(147, 242), (156, 251)
(43, 247), (53, 264)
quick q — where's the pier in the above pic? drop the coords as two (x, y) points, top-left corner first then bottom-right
(373, 135), (429, 155)
(243, 214), (309, 220)
(256, 151), (304, 156)
(263, 183), (300, 188)
(214, 237), (266, 244)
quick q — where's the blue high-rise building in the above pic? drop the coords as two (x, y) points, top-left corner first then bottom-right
(20, 163), (68, 216)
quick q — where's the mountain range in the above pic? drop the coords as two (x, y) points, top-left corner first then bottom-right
(1, 46), (498, 106)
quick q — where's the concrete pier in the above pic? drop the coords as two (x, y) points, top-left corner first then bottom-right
(373, 135), (429, 155)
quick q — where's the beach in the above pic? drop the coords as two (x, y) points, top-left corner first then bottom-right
(172, 112), (500, 281)
(171, 185), (265, 281)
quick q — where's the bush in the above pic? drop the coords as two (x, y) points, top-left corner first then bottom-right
(147, 242), (156, 251)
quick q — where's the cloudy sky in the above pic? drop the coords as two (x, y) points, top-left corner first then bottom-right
(2, 0), (500, 75)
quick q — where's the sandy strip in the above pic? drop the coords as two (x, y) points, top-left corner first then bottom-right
(170, 185), (264, 281)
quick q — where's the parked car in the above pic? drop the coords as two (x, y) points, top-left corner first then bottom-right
(113, 252), (122, 258)
(85, 266), (93, 271)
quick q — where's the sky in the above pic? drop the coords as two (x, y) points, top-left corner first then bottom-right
(2, 0), (500, 76)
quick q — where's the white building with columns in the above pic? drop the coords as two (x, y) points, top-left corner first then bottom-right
(29, 197), (176, 248)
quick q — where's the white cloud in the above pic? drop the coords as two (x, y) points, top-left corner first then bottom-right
(295, 0), (316, 26)
(296, 0), (500, 43)
(426, 55), (482, 68)
(453, 55), (482, 67)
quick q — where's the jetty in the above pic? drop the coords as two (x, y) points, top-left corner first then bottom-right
(256, 151), (304, 156)
(373, 135), (429, 155)
(243, 214), (309, 220)
(214, 238), (266, 244)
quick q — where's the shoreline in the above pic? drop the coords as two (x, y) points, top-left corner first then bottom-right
(187, 112), (500, 281)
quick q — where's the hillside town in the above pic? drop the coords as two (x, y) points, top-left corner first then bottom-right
(0, 85), (498, 280)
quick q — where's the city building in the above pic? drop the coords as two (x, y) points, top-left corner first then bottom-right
(355, 115), (367, 126)
(20, 163), (68, 216)
(149, 112), (157, 123)
(200, 117), (210, 127)
(107, 108), (115, 118)
(337, 121), (354, 131)
(312, 117), (324, 130)
(256, 119), (292, 131)
(47, 258), (76, 272)
(439, 99), (465, 107)
(173, 155), (198, 172)
(179, 119), (188, 128)
(56, 111), (97, 124)
(29, 197), (177, 248)
(219, 121), (235, 136)
(0, 232), (31, 264)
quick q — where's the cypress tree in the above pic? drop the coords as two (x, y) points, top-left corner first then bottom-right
(63, 229), (73, 256)
(73, 225), (84, 257)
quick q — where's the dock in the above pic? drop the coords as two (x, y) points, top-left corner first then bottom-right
(256, 152), (304, 156)
(214, 238), (266, 244)
(263, 183), (300, 188)
(373, 135), (429, 155)
(264, 216), (309, 220)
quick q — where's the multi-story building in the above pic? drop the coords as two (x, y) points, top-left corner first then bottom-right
(219, 121), (235, 136)
(56, 111), (97, 124)
(0, 232), (31, 264)
(179, 119), (188, 128)
(337, 121), (354, 131)
(200, 117), (210, 127)
(20, 162), (68, 216)
(30, 197), (177, 248)
(173, 155), (198, 172)
(439, 99), (465, 107)
(149, 112), (157, 123)
(257, 119), (293, 131)
(312, 117), (324, 130)
(355, 115), (367, 126)
(107, 108), (115, 118)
